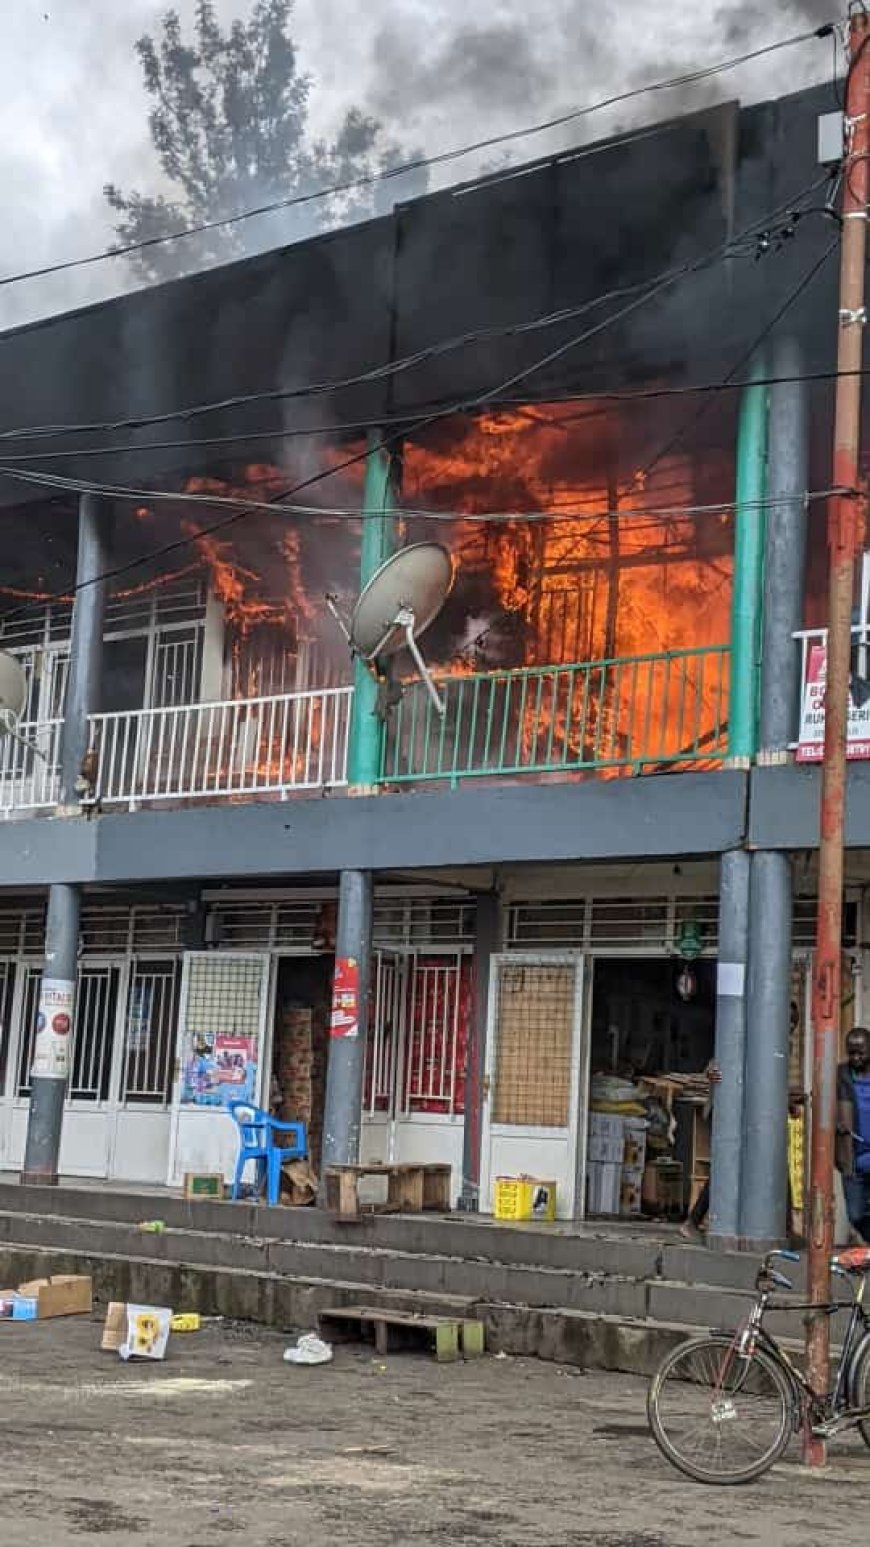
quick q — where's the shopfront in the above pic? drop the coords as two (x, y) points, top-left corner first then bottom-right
(477, 875), (837, 1224)
(0, 888), (475, 1194)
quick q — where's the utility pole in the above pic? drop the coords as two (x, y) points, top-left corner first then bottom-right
(805, 11), (870, 1467)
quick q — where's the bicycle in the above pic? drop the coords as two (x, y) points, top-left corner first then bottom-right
(647, 1243), (870, 1484)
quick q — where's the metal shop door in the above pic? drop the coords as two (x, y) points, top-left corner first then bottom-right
(361, 950), (471, 1195)
(109, 958), (180, 1184)
(167, 951), (271, 1185)
(361, 951), (408, 1164)
(480, 954), (587, 1220)
(1, 962), (126, 1179)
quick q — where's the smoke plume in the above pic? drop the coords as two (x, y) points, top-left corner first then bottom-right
(0, 0), (837, 329)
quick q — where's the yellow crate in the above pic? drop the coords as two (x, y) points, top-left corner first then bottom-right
(494, 1177), (557, 1222)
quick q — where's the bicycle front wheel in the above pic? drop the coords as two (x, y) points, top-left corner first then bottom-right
(849, 1339), (870, 1451)
(648, 1334), (794, 1484)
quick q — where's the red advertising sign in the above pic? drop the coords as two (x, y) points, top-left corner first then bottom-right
(796, 643), (870, 762)
(330, 956), (360, 1039)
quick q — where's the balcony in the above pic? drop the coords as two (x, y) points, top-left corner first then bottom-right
(0, 644), (731, 819)
(383, 645), (730, 786)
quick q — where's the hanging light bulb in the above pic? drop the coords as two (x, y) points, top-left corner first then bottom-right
(676, 965), (697, 1003)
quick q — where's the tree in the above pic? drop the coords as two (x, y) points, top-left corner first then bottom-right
(104, 0), (423, 281)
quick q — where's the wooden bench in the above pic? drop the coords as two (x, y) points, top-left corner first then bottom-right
(318, 1304), (485, 1362)
(324, 1162), (452, 1219)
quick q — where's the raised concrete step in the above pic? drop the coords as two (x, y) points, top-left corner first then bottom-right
(0, 1179), (788, 1293)
(0, 1196), (814, 1348)
(0, 1237), (695, 1378)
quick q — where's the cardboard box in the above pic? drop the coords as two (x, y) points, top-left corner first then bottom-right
(102, 1301), (172, 1360)
(622, 1120), (648, 1170)
(183, 1171), (224, 1200)
(586, 1161), (621, 1215)
(5, 1275), (93, 1320)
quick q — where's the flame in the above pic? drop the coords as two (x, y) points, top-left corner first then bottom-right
(403, 404), (733, 774)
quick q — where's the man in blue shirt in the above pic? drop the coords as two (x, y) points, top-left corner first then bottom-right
(836, 1027), (870, 1244)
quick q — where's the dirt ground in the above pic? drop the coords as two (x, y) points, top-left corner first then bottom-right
(0, 1314), (865, 1547)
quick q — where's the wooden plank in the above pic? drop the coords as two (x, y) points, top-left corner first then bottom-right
(421, 1165), (452, 1212)
(387, 1165), (424, 1212)
(318, 1305), (481, 1363)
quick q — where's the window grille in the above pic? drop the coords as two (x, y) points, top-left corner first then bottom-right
(364, 953), (471, 1118)
(122, 961), (179, 1105)
(16, 966), (42, 1096)
(0, 961), (17, 1095)
(183, 956), (265, 1040)
(69, 967), (120, 1103)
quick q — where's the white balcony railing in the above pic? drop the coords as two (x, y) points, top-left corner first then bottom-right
(0, 689), (352, 817)
(0, 719), (62, 816)
(88, 688), (353, 810)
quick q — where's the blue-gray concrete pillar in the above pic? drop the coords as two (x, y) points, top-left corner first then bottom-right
(22, 492), (110, 1184)
(708, 848), (750, 1249)
(759, 335), (809, 760)
(461, 892), (500, 1210)
(741, 851), (793, 1247)
(321, 870), (373, 1171)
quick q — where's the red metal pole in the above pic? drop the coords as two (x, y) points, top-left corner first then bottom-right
(804, 12), (870, 1468)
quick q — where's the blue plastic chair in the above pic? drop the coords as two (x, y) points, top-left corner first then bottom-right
(228, 1101), (307, 1207)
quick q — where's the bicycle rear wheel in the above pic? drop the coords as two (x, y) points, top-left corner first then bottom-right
(648, 1334), (794, 1484)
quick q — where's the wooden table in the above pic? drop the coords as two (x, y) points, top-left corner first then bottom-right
(324, 1162), (452, 1219)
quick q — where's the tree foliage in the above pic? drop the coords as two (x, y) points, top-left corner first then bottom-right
(105, 0), (421, 280)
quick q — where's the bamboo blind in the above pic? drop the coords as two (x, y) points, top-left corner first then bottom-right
(492, 962), (576, 1127)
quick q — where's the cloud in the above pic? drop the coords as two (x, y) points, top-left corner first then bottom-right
(0, 0), (835, 329)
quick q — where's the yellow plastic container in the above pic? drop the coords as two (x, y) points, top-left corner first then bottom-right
(170, 1313), (201, 1333)
(494, 1177), (557, 1222)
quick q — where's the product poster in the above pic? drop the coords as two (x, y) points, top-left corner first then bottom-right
(30, 977), (75, 1080)
(796, 644), (870, 761)
(180, 1031), (258, 1106)
(330, 956), (360, 1039)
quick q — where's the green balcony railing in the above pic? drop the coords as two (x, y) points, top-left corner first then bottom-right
(381, 644), (730, 787)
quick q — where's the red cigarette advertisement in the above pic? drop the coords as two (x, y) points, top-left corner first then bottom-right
(330, 956), (360, 1039)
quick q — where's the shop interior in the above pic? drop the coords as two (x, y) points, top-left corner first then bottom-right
(585, 957), (717, 1226)
(269, 955), (334, 1193)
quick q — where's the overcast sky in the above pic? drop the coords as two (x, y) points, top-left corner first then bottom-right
(0, 0), (836, 330)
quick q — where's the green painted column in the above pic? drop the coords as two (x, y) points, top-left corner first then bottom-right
(727, 357), (769, 766)
(347, 433), (397, 789)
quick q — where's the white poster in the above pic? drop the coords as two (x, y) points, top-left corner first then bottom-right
(796, 643), (870, 762)
(30, 977), (75, 1080)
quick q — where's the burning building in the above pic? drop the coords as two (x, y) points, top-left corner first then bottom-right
(0, 81), (862, 1257)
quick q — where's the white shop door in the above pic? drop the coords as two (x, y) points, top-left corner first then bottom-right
(167, 951), (271, 1186)
(480, 954), (587, 1220)
(360, 951), (407, 1164)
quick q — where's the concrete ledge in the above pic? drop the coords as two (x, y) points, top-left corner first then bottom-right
(0, 1182), (753, 1290)
(0, 1241), (694, 1377)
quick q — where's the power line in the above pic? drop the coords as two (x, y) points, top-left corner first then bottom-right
(625, 234), (840, 499)
(0, 470), (839, 529)
(0, 184), (842, 627)
(0, 25), (833, 296)
(0, 175), (830, 446)
(5, 359), (870, 468)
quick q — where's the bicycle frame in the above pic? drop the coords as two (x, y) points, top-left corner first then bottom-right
(725, 1258), (870, 1438)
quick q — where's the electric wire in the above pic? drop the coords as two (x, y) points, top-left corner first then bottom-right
(0, 180), (846, 626)
(0, 23), (833, 292)
(0, 176), (831, 446)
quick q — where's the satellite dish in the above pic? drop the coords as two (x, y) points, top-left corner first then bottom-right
(0, 652), (26, 731)
(326, 544), (454, 717)
(0, 652), (47, 761)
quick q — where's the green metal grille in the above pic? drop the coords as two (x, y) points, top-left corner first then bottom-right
(380, 645), (730, 786)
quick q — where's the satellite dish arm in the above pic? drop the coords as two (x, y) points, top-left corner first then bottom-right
(397, 608), (446, 717)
